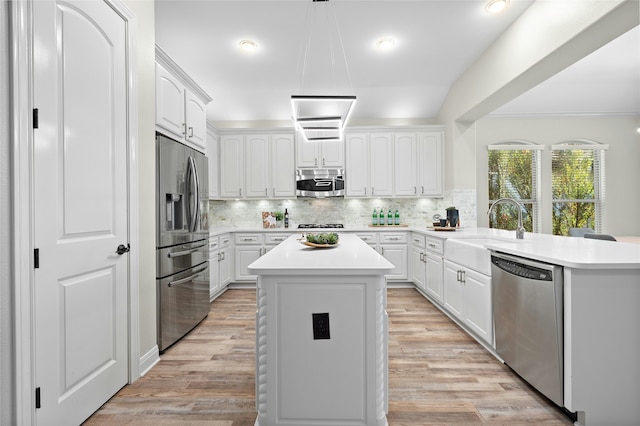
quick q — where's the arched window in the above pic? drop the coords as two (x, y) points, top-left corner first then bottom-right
(551, 139), (608, 236)
(487, 140), (543, 232)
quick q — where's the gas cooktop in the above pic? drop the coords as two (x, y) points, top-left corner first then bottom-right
(297, 224), (344, 229)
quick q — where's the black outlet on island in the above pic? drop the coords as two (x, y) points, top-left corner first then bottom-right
(312, 313), (330, 340)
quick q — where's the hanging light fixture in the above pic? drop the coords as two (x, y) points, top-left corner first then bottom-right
(291, 0), (356, 142)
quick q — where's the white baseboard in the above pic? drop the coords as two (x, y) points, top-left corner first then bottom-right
(138, 345), (160, 377)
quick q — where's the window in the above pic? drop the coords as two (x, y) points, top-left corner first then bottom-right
(551, 140), (607, 236)
(487, 141), (542, 233)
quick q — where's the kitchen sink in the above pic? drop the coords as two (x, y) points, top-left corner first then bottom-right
(444, 238), (507, 275)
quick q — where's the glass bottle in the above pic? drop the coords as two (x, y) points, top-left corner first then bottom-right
(372, 208), (378, 226)
(284, 209), (289, 228)
(387, 209), (393, 225)
(394, 209), (400, 225)
(379, 208), (385, 226)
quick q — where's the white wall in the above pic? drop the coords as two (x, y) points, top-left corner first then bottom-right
(438, 1), (638, 191)
(122, 0), (158, 371)
(1, 2), (14, 423)
(475, 115), (640, 236)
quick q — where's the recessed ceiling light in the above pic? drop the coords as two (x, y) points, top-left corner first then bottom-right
(485, 0), (509, 14)
(239, 39), (257, 52)
(375, 37), (396, 51)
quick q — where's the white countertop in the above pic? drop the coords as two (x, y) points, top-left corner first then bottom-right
(247, 233), (395, 276)
(212, 226), (640, 269)
(439, 228), (640, 269)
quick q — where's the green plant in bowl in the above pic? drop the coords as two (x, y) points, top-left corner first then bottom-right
(306, 232), (339, 245)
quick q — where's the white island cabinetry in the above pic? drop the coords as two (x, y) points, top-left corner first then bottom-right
(248, 234), (393, 426)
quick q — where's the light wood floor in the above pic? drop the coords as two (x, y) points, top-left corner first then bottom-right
(84, 288), (574, 425)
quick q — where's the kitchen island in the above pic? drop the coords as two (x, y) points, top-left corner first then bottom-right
(248, 233), (394, 426)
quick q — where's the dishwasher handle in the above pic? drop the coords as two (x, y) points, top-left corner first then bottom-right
(491, 255), (554, 281)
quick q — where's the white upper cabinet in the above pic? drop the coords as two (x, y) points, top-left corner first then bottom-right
(368, 133), (394, 197)
(417, 131), (444, 197)
(155, 46), (211, 153)
(345, 134), (368, 197)
(207, 129), (219, 199)
(245, 135), (270, 198)
(345, 133), (393, 197)
(220, 133), (295, 199)
(346, 128), (444, 198)
(270, 134), (296, 198)
(394, 133), (418, 197)
(185, 92), (207, 148)
(220, 135), (244, 198)
(156, 63), (185, 139)
(296, 137), (344, 168)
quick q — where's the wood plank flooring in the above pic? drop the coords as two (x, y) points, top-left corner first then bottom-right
(83, 288), (574, 425)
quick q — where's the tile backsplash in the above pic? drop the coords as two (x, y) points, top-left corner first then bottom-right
(208, 189), (477, 229)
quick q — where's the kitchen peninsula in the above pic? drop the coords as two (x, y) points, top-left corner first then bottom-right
(248, 233), (394, 426)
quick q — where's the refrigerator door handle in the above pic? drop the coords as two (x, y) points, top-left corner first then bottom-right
(185, 157), (200, 232)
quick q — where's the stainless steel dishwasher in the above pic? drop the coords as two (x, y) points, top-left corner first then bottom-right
(491, 252), (564, 407)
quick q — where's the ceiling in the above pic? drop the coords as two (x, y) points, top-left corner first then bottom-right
(155, 1), (640, 127)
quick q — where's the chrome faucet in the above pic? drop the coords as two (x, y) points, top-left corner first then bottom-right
(487, 198), (526, 239)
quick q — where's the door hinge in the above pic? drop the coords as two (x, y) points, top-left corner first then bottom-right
(35, 387), (41, 409)
(34, 248), (39, 269)
(33, 108), (39, 129)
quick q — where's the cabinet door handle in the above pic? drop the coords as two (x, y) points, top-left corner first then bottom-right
(239, 188), (242, 197)
(188, 126), (193, 138)
(364, 187), (367, 195)
(414, 186), (417, 194)
(315, 158), (318, 166)
(322, 158), (326, 166)
(372, 187), (375, 195)
(217, 252), (221, 261)
(421, 186), (424, 194)
(419, 252), (424, 262)
(381, 247), (385, 255)
(265, 188), (268, 196)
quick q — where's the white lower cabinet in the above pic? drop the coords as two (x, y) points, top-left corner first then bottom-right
(443, 259), (493, 345)
(209, 233), (232, 299)
(411, 233), (444, 303)
(234, 233), (292, 281)
(379, 232), (408, 281)
(234, 234), (263, 281)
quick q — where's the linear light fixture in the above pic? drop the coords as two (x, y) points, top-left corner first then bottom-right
(291, 95), (356, 142)
(291, 0), (356, 142)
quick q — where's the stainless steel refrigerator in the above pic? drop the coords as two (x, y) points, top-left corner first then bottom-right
(156, 133), (209, 352)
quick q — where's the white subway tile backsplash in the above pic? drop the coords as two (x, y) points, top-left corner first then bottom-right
(208, 189), (477, 229)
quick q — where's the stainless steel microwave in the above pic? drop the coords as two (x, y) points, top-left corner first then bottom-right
(296, 169), (345, 198)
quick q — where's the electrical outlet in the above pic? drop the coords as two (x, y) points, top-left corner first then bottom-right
(312, 313), (330, 339)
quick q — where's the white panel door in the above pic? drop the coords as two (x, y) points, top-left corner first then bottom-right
(33, 1), (129, 424)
